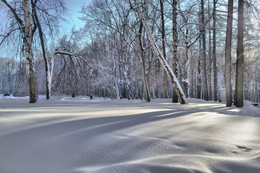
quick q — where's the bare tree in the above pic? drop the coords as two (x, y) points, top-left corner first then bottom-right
(134, 0), (187, 104)
(212, 0), (218, 101)
(31, 0), (50, 100)
(224, 0), (233, 107)
(23, 0), (37, 103)
(234, 0), (244, 107)
(31, 0), (66, 100)
(138, 22), (151, 102)
(172, 0), (179, 103)
(1, 0), (37, 103)
(200, 0), (209, 101)
(160, 0), (168, 98)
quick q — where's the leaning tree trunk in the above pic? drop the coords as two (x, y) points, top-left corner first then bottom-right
(235, 0), (244, 107)
(134, 0), (187, 104)
(224, 0), (234, 107)
(23, 0), (37, 103)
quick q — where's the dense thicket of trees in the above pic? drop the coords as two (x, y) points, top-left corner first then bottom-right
(0, 0), (259, 106)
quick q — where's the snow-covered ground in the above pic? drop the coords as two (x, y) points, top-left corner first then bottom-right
(0, 96), (259, 173)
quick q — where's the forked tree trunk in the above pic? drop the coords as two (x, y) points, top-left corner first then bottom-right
(23, 0), (37, 103)
(134, 0), (187, 104)
(224, 0), (233, 107)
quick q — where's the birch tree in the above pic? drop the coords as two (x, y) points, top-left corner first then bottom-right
(23, 0), (37, 103)
(1, 0), (37, 103)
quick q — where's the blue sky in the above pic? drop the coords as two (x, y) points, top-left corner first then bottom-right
(61, 0), (92, 33)
(0, 0), (91, 58)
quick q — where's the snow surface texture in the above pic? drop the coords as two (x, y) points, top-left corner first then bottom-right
(0, 97), (260, 173)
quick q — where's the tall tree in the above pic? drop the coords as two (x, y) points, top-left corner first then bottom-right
(31, 0), (66, 100)
(200, 0), (209, 101)
(212, 0), (218, 101)
(235, 0), (244, 107)
(224, 0), (234, 107)
(1, 0), (37, 103)
(23, 0), (37, 103)
(31, 0), (50, 100)
(207, 0), (212, 100)
(172, 0), (179, 102)
(138, 22), (151, 102)
(134, 0), (187, 104)
(160, 0), (168, 98)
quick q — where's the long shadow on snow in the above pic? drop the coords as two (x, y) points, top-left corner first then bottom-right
(1, 104), (260, 173)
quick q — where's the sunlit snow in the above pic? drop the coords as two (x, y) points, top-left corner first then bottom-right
(0, 97), (259, 173)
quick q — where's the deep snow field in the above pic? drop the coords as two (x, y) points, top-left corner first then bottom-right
(0, 96), (260, 173)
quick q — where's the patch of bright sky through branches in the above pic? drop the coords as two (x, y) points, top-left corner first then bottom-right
(62, 0), (90, 34)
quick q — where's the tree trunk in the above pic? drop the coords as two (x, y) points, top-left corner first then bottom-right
(235, 0), (244, 107)
(208, 0), (212, 100)
(224, 0), (234, 107)
(172, 0), (179, 103)
(197, 37), (202, 99)
(213, 0), (218, 101)
(138, 22), (151, 102)
(31, 0), (50, 100)
(200, 0), (209, 101)
(134, 0), (187, 104)
(160, 0), (168, 98)
(23, 0), (37, 103)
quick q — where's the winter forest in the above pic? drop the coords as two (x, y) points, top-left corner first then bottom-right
(1, 1), (260, 173)
(0, 0), (259, 106)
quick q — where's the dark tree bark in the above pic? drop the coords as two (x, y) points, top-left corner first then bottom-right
(31, 0), (50, 100)
(208, 0), (212, 100)
(172, 0), (179, 103)
(213, 0), (218, 101)
(197, 36), (202, 99)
